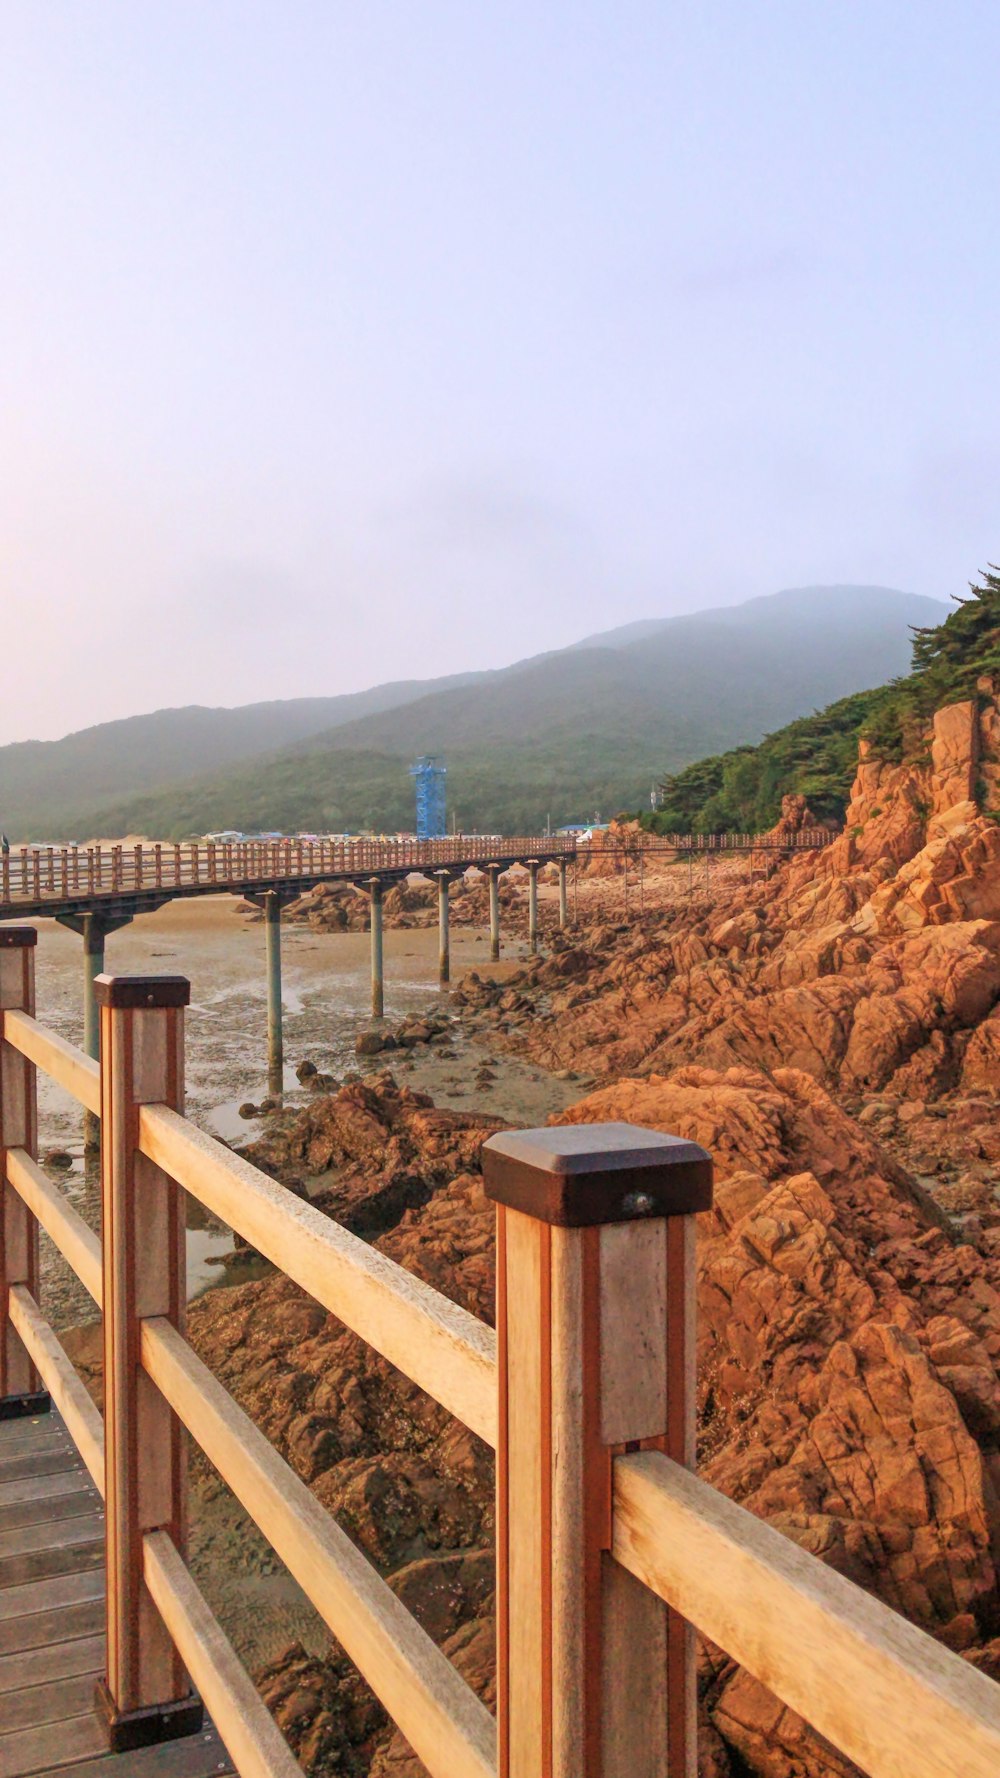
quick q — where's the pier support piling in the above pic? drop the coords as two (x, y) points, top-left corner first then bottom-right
(82, 915), (105, 1063)
(527, 861), (539, 954)
(264, 893), (284, 1092)
(57, 910), (135, 1151)
(488, 865), (501, 962)
(436, 871), (451, 986)
(558, 858), (568, 928)
(369, 878), (384, 1019)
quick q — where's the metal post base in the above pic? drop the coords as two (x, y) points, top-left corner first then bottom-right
(0, 1389), (50, 1421)
(95, 1681), (204, 1753)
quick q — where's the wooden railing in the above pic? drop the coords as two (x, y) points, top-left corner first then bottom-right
(0, 836), (575, 907)
(0, 829), (837, 907)
(2, 924), (996, 1777)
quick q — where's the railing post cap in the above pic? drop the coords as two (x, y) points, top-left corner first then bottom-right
(93, 973), (191, 1009)
(482, 1121), (712, 1226)
(0, 926), (38, 947)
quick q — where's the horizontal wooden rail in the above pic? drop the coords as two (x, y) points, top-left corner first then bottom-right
(7, 1284), (104, 1492)
(6, 1147), (102, 1307)
(138, 1103), (498, 1446)
(143, 1530), (302, 1778)
(612, 1450), (1000, 1778)
(3, 1009), (101, 1114)
(141, 1316), (497, 1778)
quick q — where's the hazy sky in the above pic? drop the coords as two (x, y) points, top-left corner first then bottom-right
(2, 3), (998, 743)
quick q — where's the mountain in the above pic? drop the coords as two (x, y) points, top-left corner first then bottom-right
(651, 572), (1000, 832)
(0, 674), (481, 840)
(1, 586), (947, 840)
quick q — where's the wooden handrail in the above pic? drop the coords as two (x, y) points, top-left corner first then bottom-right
(142, 1530), (302, 1778)
(137, 1103), (498, 1446)
(5, 1147), (102, 1306)
(612, 1449), (1000, 1778)
(141, 1316), (497, 1778)
(3, 1009), (101, 1114)
(7, 1284), (104, 1491)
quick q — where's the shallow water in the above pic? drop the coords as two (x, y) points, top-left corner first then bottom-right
(25, 894), (544, 1320)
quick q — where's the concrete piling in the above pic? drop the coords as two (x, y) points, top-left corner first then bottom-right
(528, 861), (539, 954)
(558, 859), (568, 928)
(82, 915), (105, 1151)
(265, 893), (284, 1091)
(436, 871), (450, 986)
(369, 878), (384, 1018)
(488, 866), (501, 962)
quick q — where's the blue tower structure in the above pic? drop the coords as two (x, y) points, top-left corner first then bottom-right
(409, 756), (447, 839)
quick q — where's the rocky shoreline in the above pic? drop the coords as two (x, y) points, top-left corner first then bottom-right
(55, 679), (1000, 1777)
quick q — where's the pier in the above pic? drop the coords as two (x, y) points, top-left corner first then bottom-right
(0, 831), (831, 1104)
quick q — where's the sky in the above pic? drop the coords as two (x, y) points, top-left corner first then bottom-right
(2, 2), (999, 743)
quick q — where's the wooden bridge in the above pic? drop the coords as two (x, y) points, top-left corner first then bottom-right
(0, 831), (833, 1097)
(1, 925), (997, 1777)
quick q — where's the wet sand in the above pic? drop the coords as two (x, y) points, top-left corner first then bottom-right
(28, 893), (582, 1326)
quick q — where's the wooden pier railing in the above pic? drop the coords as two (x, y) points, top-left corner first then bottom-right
(0, 836), (577, 908)
(0, 829), (836, 909)
(2, 924), (996, 1777)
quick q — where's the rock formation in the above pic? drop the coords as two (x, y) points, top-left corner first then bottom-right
(78, 679), (998, 1775)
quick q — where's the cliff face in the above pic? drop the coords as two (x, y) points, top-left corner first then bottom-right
(181, 683), (1000, 1776)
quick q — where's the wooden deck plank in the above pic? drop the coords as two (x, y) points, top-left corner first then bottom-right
(0, 1597), (104, 1661)
(54, 1727), (237, 1778)
(0, 1449), (85, 1485)
(0, 1570), (104, 1629)
(0, 1631), (104, 1694)
(0, 1710), (108, 1775)
(0, 1422), (70, 1457)
(0, 1536), (103, 1591)
(0, 1469), (92, 1508)
(0, 1514), (103, 1561)
(2, 1668), (102, 1733)
(0, 1488), (97, 1533)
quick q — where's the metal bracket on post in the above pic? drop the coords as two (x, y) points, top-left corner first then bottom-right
(484, 1121), (712, 1778)
(0, 927), (48, 1419)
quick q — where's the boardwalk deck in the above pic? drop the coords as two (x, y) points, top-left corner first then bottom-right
(0, 1410), (235, 1778)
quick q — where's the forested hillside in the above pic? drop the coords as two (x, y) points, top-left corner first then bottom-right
(648, 569), (1000, 832)
(13, 585), (942, 840)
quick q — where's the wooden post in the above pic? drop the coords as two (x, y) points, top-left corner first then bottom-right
(0, 928), (46, 1417)
(483, 1121), (712, 1778)
(95, 972), (202, 1751)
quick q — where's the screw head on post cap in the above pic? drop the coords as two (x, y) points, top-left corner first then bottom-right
(0, 927), (38, 947)
(482, 1121), (712, 1226)
(92, 974), (191, 1008)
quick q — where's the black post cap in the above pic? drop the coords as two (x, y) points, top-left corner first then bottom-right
(93, 974), (191, 1009)
(0, 927), (38, 947)
(482, 1121), (712, 1227)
